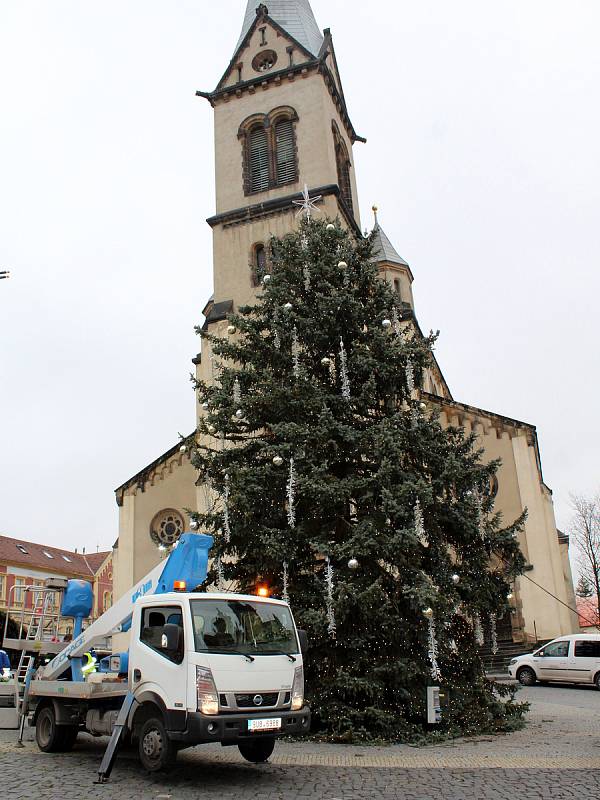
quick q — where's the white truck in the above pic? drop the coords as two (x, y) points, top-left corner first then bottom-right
(5, 533), (310, 781)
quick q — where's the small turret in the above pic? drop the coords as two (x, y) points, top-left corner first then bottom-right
(370, 207), (414, 312)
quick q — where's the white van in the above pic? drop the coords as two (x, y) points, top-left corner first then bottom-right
(508, 634), (600, 688)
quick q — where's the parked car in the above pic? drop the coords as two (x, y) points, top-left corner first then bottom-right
(508, 634), (600, 688)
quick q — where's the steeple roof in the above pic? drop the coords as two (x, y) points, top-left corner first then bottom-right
(371, 222), (409, 267)
(236, 1), (324, 57)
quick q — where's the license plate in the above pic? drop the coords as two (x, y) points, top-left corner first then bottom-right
(248, 718), (282, 732)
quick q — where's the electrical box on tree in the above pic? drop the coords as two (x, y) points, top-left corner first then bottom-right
(427, 686), (449, 724)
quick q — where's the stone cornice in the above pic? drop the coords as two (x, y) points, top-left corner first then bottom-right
(206, 183), (362, 237)
(114, 439), (193, 506)
(197, 58), (365, 145)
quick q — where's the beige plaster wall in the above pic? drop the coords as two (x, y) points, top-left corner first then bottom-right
(114, 457), (198, 596)
(438, 407), (576, 641)
(212, 194), (341, 305)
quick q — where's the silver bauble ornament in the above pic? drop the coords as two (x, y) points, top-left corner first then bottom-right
(348, 558), (359, 570)
(422, 607), (434, 619)
(207, 425), (216, 435)
(283, 302), (293, 312)
(189, 520), (199, 531)
(452, 574), (460, 585)
(202, 402), (210, 411)
(338, 260), (348, 269)
(235, 409), (244, 419)
(321, 357), (331, 366)
(273, 455), (284, 467)
(420, 402), (427, 411)
(263, 274), (272, 284)
(227, 325), (236, 335)
(382, 319), (392, 329)
(179, 445), (187, 454)
(326, 223), (335, 231)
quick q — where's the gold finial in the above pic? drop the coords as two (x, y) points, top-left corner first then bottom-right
(372, 205), (379, 225)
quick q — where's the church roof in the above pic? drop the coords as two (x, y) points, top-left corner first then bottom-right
(371, 223), (409, 267)
(236, 1), (324, 57)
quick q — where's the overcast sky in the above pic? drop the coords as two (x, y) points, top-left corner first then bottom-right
(1, 1), (598, 560)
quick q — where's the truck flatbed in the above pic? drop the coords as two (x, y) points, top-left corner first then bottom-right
(29, 680), (128, 700)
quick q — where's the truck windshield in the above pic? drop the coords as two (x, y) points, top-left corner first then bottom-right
(190, 599), (298, 656)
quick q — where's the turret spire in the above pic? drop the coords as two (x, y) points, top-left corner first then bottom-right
(236, 1), (324, 57)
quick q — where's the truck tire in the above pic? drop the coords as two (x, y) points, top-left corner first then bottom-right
(517, 666), (537, 686)
(138, 716), (177, 773)
(238, 737), (276, 763)
(36, 705), (78, 753)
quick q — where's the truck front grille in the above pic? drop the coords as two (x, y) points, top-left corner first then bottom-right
(235, 692), (279, 708)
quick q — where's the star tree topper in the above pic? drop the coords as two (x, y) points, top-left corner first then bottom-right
(293, 184), (322, 220)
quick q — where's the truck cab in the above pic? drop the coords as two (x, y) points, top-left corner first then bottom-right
(126, 591), (309, 769)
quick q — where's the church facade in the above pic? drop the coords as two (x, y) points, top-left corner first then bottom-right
(113, 1), (578, 644)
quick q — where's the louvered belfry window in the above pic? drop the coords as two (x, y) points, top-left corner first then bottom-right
(249, 126), (270, 193)
(275, 119), (296, 186)
(241, 108), (299, 196)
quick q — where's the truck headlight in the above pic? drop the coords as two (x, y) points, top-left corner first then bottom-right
(291, 665), (304, 711)
(196, 666), (219, 716)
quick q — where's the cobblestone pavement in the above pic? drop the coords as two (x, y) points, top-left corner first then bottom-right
(0, 684), (598, 799)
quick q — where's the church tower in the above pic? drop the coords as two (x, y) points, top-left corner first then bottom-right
(196, 1), (364, 340)
(114, 1), (578, 646)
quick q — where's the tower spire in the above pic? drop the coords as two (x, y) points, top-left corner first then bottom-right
(236, 1), (324, 57)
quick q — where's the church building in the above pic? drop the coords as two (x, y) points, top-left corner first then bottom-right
(113, 1), (578, 645)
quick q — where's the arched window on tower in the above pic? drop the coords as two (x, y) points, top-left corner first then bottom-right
(332, 122), (354, 213)
(250, 243), (267, 287)
(240, 107), (299, 196)
(248, 125), (270, 193)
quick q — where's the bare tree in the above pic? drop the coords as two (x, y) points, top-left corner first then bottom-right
(570, 493), (600, 625)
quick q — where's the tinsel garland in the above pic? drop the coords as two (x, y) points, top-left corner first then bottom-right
(490, 613), (498, 655)
(303, 265), (311, 291)
(222, 473), (232, 543)
(339, 337), (351, 400)
(405, 358), (415, 394)
(287, 458), (296, 529)
(292, 327), (301, 379)
(392, 306), (402, 336)
(216, 556), (225, 591)
(476, 492), (486, 540)
(233, 377), (241, 406)
(329, 357), (336, 384)
(428, 616), (442, 682)
(414, 498), (429, 548)
(282, 561), (289, 604)
(473, 613), (484, 646)
(325, 556), (336, 639)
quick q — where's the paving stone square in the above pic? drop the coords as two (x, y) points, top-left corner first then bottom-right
(1, 685), (598, 799)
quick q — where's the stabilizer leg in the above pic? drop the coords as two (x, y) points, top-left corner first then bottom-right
(95, 692), (138, 784)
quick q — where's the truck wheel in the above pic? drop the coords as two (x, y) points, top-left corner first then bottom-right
(594, 673), (600, 690)
(517, 667), (537, 686)
(138, 717), (177, 773)
(36, 706), (63, 753)
(238, 737), (276, 763)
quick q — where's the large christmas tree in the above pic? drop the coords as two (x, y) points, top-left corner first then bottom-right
(189, 212), (526, 741)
